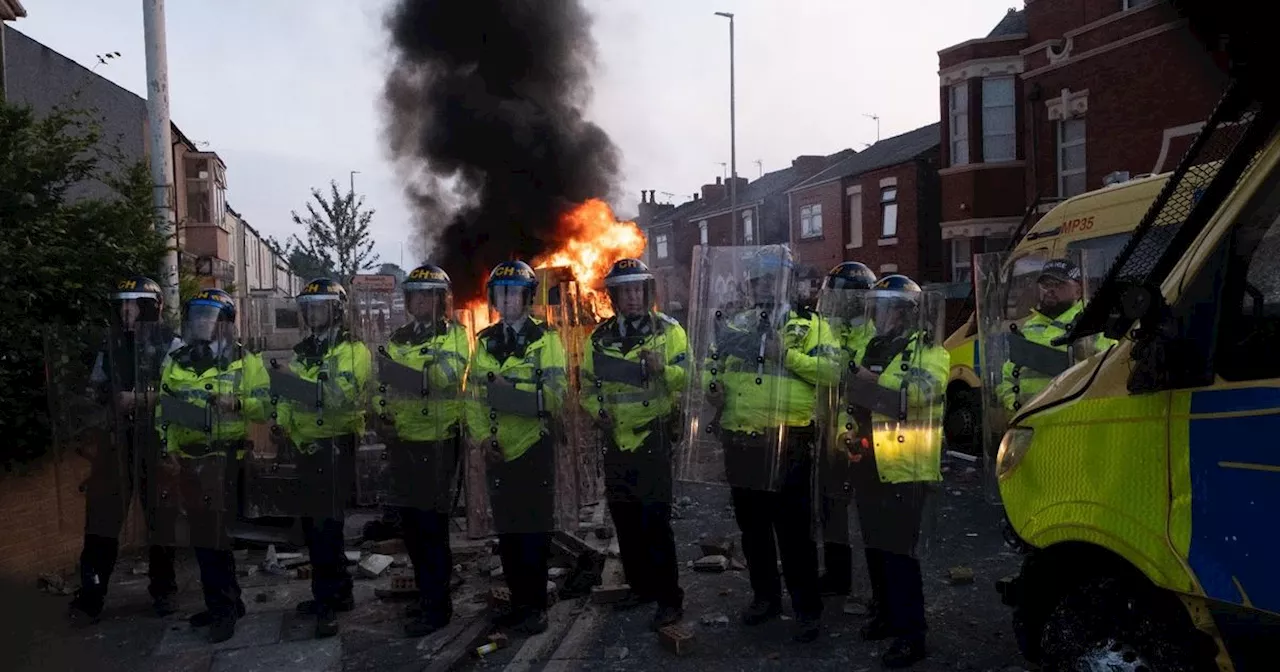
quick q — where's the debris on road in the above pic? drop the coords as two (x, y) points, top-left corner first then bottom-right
(693, 555), (729, 573)
(296, 566), (312, 580)
(699, 613), (730, 628)
(948, 566), (976, 585)
(698, 536), (737, 558)
(359, 553), (394, 578)
(37, 573), (73, 596)
(659, 624), (695, 656)
(371, 538), (406, 555)
(590, 584), (630, 604)
(344, 550), (361, 564)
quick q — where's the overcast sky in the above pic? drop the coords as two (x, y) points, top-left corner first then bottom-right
(13, 0), (1019, 267)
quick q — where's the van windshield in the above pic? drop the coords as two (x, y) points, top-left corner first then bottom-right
(1066, 232), (1132, 298)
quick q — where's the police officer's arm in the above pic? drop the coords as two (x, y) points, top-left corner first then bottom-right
(996, 360), (1018, 411)
(785, 315), (842, 386)
(878, 342), (950, 407)
(429, 327), (471, 391)
(237, 351), (273, 422)
(541, 331), (570, 414)
(462, 348), (486, 446)
(662, 323), (691, 393)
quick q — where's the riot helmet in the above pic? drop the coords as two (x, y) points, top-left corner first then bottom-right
(404, 263), (453, 323)
(867, 274), (922, 337)
(111, 275), (164, 329)
(297, 278), (348, 333)
(487, 261), (538, 324)
(182, 288), (237, 345)
(604, 258), (655, 320)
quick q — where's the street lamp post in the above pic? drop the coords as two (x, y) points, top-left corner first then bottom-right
(715, 11), (737, 243)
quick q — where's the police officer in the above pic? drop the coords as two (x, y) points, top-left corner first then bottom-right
(375, 264), (470, 637)
(157, 289), (270, 643)
(995, 258), (1113, 412)
(69, 275), (182, 624)
(282, 278), (373, 638)
(581, 258), (687, 631)
(709, 244), (841, 643)
(839, 275), (948, 668)
(815, 262), (877, 600)
(464, 261), (569, 636)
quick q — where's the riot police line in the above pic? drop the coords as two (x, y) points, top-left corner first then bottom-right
(53, 244), (948, 669)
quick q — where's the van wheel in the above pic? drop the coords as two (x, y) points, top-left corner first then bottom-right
(944, 387), (981, 454)
(1039, 577), (1217, 672)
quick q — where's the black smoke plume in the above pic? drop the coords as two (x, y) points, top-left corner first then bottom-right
(382, 0), (620, 301)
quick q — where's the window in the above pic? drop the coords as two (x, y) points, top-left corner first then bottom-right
(1065, 232), (1131, 294)
(880, 187), (898, 238)
(982, 76), (1016, 162)
(800, 204), (823, 239)
(698, 220), (708, 245)
(849, 192), (864, 248)
(742, 210), (754, 244)
(655, 233), (669, 259)
(949, 81), (969, 166)
(951, 237), (973, 283)
(1058, 118), (1087, 197)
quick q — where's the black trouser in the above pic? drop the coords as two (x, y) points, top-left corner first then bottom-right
(77, 427), (177, 610)
(398, 506), (452, 619)
(488, 437), (556, 613)
(297, 436), (356, 607)
(820, 495), (853, 591)
(194, 546), (242, 617)
(725, 427), (822, 618)
(853, 473), (928, 639)
(603, 427), (682, 610)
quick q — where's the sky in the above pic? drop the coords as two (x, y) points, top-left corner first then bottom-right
(11, 0), (1020, 268)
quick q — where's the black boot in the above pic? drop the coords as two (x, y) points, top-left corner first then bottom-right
(881, 636), (927, 668)
(650, 604), (684, 631)
(209, 613), (237, 643)
(860, 615), (892, 642)
(314, 604), (340, 639)
(740, 598), (781, 626)
(296, 595), (354, 615)
(791, 613), (821, 643)
(190, 601), (246, 627)
(68, 590), (104, 625)
(818, 543), (852, 596)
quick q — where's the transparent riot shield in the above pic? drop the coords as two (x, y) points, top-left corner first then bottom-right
(365, 319), (470, 512)
(974, 249), (1103, 490)
(463, 302), (580, 538)
(142, 322), (238, 550)
(813, 285), (873, 547)
(837, 287), (948, 560)
(243, 298), (370, 520)
(44, 323), (136, 536)
(677, 245), (806, 492)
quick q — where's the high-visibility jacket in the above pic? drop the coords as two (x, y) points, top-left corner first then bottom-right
(375, 321), (470, 442)
(464, 318), (568, 462)
(155, 344), (271, 459)
(580, 312), (688, 452)
(847, 330), (950, 484)
(996, 302), (1116, 411)
(274, 333), (373, 446)
(706, 306), (841, 432)
(840, 319), (877, 362)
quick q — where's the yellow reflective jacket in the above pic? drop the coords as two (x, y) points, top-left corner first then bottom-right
(374, 321), (470, 442)
(841, 319), (877, 361)
(996, 302), (1116, 411)
(154, 345), (271, 459)
(705, 307), (841, 432)
(848, 330), (950, 484)
(464, 319), (568, 462)
(581, 312), (688, 452)
(272, 335), (373, 446)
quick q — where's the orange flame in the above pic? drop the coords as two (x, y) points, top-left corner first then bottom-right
(459, 199), (646, 333)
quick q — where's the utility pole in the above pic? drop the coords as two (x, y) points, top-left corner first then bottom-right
(715, 11), (737, 243)
(143, 0), (180, 321)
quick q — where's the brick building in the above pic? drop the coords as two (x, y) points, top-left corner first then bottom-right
(937, 0), (1227, 283)
(786, 124), (943, 285)
(639, 151), (852, 322)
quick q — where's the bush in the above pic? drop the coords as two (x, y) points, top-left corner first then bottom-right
(0, 101), (167, 469)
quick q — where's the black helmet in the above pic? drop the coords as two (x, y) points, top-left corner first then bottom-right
(604, 258), (656, 318)
(486, 260), (538, 312)
(112, 274), (164, 322)
(405, 264), (452, 293)
(405, 263), (453, 321)
(868, 274), (922, 309)
(823, 262), (877, 291)
(182, 288), (237, 344)
(297, 278), (347, 330)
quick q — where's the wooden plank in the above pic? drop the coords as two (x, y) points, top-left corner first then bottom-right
(542, 603), (608, 671)
(420, 613), (493, 672)
(501, 598), (582, 672)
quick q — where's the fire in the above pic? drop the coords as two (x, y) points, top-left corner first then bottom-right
(459, 199), (646, 333)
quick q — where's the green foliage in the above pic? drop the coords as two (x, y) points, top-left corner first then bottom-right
(286, 180), (379, 283)
(0, 101), (166, 469)
(269, 234), (334, 284)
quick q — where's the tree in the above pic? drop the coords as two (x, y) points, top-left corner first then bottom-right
(378, 263), (407, 286)
(286, 180), (378, 283)
(0, 101), (167, 468)
(268, 234), (333, 282)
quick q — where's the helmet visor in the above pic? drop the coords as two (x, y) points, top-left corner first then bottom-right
(488, 285), (531, 323)
(607, 279), (652, 318)
(406, 287), (453, 322)
(183, 303), (232, 343)
(297, 295), (341, 330)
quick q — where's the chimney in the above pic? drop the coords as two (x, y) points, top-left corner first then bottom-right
(701, 176), (727, 202)
(648, 189), (656, 203)
(640, 190), (648, 204)
(791, 155), (827, 179)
